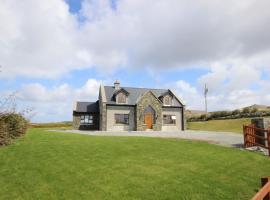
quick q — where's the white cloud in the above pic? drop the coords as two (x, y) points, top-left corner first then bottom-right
(1, 0), (270, 77)
(16, 79), (100, 122)
(1, 0), (270, 117)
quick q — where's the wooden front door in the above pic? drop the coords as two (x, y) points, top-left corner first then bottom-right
(144, 113), (153, 129)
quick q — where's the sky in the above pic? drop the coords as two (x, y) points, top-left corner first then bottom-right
(1, 0), (270, 122)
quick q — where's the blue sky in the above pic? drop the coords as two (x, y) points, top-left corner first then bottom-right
(1, 0), (270, 122)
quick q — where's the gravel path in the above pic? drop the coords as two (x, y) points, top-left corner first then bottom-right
(49, 130), (243, 148)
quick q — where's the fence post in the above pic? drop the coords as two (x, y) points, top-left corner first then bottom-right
(261, 177), (270, 200)
(243, 125), (246, 147)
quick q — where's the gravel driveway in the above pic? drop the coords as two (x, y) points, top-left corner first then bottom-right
(50, 130), (243, 148)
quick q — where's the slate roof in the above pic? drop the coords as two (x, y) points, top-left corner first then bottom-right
(74, 101), (99, 113)
(104, 86), (176, 105)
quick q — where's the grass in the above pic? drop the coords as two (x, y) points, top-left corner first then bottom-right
(187, 118), (252, 133)
(1, 128), (270, 199)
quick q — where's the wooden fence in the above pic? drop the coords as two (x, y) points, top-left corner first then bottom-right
(243, 125), (270, 157)
(252, 177), (270, 200)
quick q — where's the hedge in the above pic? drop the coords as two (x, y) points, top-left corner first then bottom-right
(0, 113), (28, 146)
(187, 110), (270, 122)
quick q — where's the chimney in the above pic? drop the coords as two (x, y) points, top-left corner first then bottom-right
(114, 80), (120, 90)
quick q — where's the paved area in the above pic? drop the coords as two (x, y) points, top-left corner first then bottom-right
(49, 129), (243, 148)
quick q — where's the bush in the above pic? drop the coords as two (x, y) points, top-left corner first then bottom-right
(251, 108), (258, 113)
(0, 113), (28, 146)
(0, 120), (10, 145)
(232, 109), (240, 115)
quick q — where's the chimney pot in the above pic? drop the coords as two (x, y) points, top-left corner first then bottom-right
(114, 80), (120, 90)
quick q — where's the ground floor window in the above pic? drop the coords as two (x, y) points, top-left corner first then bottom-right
(80, 115), (93, 125)
(163, 115), (176, 125)
(115, 114), (129, 124)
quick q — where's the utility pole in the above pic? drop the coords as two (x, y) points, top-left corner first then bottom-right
(204, 84), (208, 113)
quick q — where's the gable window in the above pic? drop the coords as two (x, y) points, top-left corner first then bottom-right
(117, 92), (127, 104)
(164, 95), (172, 106)
(115, 114), (129, 124)
(80, 115), (93, 125)
(163, 115), (176, 125)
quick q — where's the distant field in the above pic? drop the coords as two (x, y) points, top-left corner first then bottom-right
(29, 122), (72, 129)
(187, 118), (252, 133)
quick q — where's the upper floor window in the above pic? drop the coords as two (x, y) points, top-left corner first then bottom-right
(163, 95), (172, 106)
(117, 92), (127, 104)
(80, 115), (93, 125)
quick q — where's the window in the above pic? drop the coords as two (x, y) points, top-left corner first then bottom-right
(115, 114), (129, 124)
(164, 95), (172, 106)
(80, 115), (93, 125)
(163, 115), (176, 125)
(117, 92), (126, 104)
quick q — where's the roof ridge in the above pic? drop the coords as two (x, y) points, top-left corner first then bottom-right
(76, 101), (96, 103)
(104, 85), (168, 91)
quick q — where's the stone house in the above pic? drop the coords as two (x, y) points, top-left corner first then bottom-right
(73, 80), (185, 131)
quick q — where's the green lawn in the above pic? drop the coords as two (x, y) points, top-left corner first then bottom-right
(187, 118), (252, 133)
(0, 128), (270, 200)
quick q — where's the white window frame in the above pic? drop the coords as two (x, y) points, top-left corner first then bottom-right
(163, 115), (176, 125)
(115, 114), (129, 125)
(80, 115), (94, 125)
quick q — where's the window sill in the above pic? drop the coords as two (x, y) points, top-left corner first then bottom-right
(114, 124), (129, 126)
(163, 124), (176, 126)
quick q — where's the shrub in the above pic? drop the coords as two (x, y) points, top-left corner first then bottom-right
(4, 113), (28, 138)
(251, 108), (258, 113)
(232, 109), (240, 115)
(0, 113), (28, 145)
(0, 120), (10, 145)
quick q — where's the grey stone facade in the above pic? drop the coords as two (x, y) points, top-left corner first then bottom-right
(99, 102), (107, 131)
(251, 118), (270, 146)
(251, 118), (270, 129)
(99, 84), (107, 131)
(136, 91), (162, 131)
(73, 115), (80, 130)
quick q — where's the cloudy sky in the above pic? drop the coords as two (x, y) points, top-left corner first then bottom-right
(1, 0), (270, 122)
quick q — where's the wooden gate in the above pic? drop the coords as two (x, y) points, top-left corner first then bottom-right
(243, 125), (270, 157)
(252, 177), (270, 200)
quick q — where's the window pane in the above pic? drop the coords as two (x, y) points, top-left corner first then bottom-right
(115, 114), (129, 124)
(163, 115), (176, 124)
(80, 115), (94, 124)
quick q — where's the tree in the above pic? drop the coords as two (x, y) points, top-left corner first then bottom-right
(242, 107), (251, 114)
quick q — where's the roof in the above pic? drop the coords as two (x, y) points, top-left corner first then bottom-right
(104, 86), (184, 106)
(74, 101), (99, 113)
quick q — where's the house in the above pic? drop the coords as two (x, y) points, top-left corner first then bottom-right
(73, 80), (185, 131)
